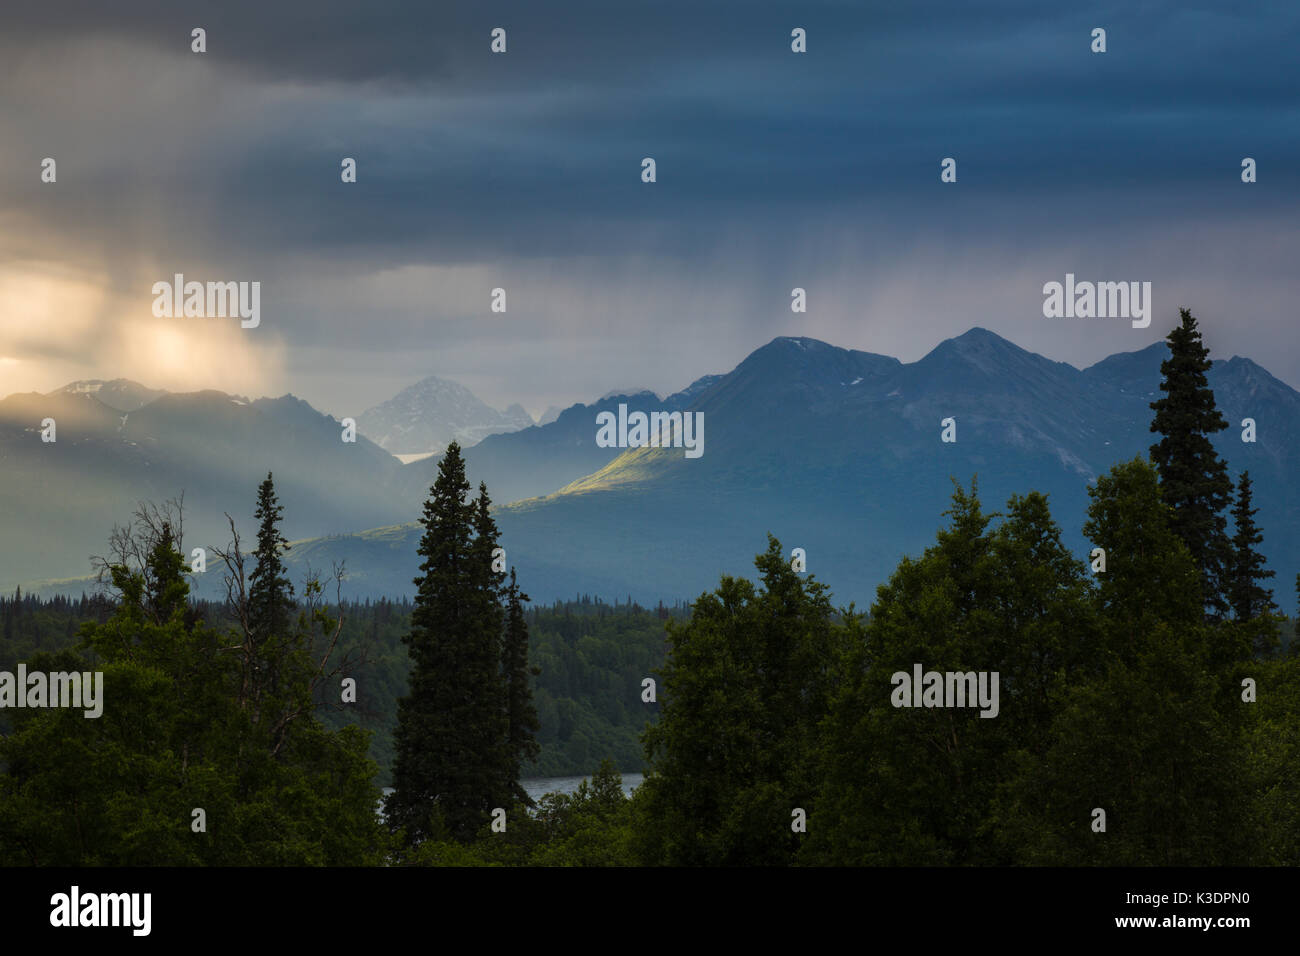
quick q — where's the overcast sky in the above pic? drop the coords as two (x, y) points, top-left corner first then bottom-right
(1, 0), (1297, 419)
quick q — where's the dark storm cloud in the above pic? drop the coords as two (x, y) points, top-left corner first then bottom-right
(5, 1), (1028, 88)
(6, 0), (1298, 262)
(2, 0), (1298, 413)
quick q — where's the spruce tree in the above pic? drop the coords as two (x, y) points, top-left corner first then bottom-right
(386, 444), (510, 844)
(503, 567), (541, 804)
(1149, 308), (1233, 618)
(1227, 471), (1276, 623)
(247, 473), (296, 713)
(249, 474), (293, 628)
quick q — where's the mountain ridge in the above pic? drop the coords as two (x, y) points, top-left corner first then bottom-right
(290, 329), (1300, 605)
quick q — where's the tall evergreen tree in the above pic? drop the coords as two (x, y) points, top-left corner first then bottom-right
(503, 567), (541, 804)
(248, 473), (294, 634)
(1149, 308), (1233, 618)
(386, 444), (510, 845)
(245, 474), (298, 716)
(1227, 471), (1276, 624)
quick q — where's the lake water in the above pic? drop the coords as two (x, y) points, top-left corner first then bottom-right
(380, 772), (644, 812)
(521, 773), (643, 802)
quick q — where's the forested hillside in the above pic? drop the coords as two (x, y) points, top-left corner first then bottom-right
(0, 590), (678, 786)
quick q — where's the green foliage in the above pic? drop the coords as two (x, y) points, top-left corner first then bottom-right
(2, 591), (673, 790)
(0, 592), (111, 685)
(1244, 655), (1300, 863)
(309, 594), (666, 786)
(1081, 457), (1202, 641)
(525, 598), (674, 777)
(812, 483), (1096, 865)
(996, 622), (1251, 865)
(638, 534), (851, 865)
(995, 458), (1252, 865)
(0, 494), (384, 866)
(391, 760), (638, 867)
(527, 759), (637, 865)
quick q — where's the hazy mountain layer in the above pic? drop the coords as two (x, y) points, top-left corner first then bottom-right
(10, 330), (1297, 609)
(2, 375), (720, 589)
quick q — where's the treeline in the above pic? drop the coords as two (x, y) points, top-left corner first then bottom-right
(0, 593), (113, 673)
(0, 592), (678, 784)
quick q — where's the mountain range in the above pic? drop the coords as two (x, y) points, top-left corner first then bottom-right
(5, 328), (1297, 610)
